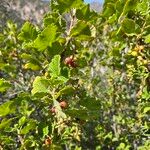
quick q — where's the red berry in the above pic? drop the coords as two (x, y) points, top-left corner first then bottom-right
(50, 107), (56, 114)
(70, 61), (77, 68)
(64, 56), (77, 68)
(65, 57), (73, 65)
(59, 101), (68, 109)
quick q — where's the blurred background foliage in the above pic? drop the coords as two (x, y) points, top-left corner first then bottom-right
(0, 0), (102, 28)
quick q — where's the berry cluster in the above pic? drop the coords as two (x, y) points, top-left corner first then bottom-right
(64, 56), (77, 68)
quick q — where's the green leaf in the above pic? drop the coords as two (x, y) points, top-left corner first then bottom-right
(61, 67), (70, 78)
(103, 3), (115, 17)
(121, 18), (141, 35)
(0, 78), (11, 92)
(0, 118), (14, 129)
(18, 21), (37, 42)
(118, 0), (138, 23)
(50, 76), (68, 86)
(0, 33), (4, 43)
(55, 0), (83, 14)
(145, 34), (150, 43)
(43, 126), (49, 137)
(76, 4), (97, 21)
(18, 116), (27, 127)
(20, 120), (36, 135)
(76, 4), (90, 20)
(70, 21), (91, 40)
(141, 87), (150, 100)
(115, 1), (124, 14)
(21, 53), (42, 70)
(55, 86), (74, 99)
(57, 76), (68, 83)
(43, 13), (66, 30)
(34, 24), (57, 51)
(66, 109), (88, 120)
(31, 76), (50, 95)
(136, 0), (149, 15)
(79, 97), (101, 111)
(143, 107), (150, 114)
(0, 101), (16, 117)
(21, 53), (32, 60)
(38, 122), (51, 137)
(24, 63), (41, 71)
(47, 41), (64, 58)
(0, 64), (16, 74)
(48, 55), (61, 77)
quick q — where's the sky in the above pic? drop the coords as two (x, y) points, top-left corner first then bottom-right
(85, 0), (104, 3)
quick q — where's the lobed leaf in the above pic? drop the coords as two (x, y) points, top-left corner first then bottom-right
(48, 55), (61, 77)
(31, 76), (50, 95)
(18, 21), (38, 42)
(34, 24), (57, 51)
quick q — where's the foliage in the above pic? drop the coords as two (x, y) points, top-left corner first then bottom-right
(0, 0), (150, 149)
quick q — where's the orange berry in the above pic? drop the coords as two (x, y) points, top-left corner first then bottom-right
(45, 137), (52, 145)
